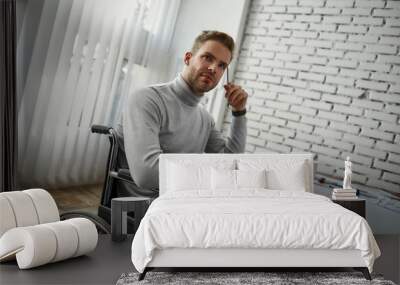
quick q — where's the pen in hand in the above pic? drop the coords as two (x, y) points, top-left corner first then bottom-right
(226, 66), (230, 108)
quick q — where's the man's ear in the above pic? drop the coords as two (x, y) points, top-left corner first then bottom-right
(184, 52), (192, 65)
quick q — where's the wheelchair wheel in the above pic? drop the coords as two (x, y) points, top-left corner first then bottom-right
(60, 211), (111, 234)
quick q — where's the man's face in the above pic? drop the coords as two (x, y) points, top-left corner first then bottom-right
(182, 40), (231, 94)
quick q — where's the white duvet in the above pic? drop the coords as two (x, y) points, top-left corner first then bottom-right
(131, 190), (380, 273)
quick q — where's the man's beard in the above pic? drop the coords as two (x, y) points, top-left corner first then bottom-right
(188, 69), (218, 94)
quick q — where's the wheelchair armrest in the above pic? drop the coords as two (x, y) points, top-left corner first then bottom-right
(109, 169), (157, 198)
(117, 169), (133, 181)
(91, 124), (112, 134)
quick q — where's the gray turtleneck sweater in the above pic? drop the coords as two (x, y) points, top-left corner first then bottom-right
(122, 75), (247, 193)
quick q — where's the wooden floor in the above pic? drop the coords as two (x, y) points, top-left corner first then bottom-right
(47, 184), (103, 214)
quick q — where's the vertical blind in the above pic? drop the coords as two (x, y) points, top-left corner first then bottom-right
(17, 0), (181, 188)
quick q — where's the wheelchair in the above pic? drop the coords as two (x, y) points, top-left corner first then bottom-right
(91, 124), (155, 233)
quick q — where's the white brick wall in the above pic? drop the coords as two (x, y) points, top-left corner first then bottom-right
(223, 0), (400, 196)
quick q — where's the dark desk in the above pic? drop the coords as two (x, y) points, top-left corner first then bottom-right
(0, 235), (134, 285)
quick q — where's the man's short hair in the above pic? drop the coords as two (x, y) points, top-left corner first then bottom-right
(191, 30), (235, 58)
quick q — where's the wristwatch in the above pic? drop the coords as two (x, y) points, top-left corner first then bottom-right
(232, 109), (246, 117)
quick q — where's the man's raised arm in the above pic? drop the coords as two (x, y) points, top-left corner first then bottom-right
(205, 114), (247, 153)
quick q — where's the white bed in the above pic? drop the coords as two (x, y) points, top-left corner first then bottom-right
(131, 153), (380, 280)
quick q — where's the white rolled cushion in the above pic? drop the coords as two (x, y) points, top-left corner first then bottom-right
(0, 218), (98, 269)
(42, 221), (79, 262)
(0, 225), (57, 269)
(0, 189), (60, 238)
(65, 218), (98, 257)
(236, 169), (267, 189)
(0, 196), (17, 237)
(238, 159), (308, 191)
(23, 189), (59, 224)
(211, 168), (236, 190)
(0, 191), (39, 227)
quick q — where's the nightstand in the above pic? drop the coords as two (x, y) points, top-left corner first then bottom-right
(332, 198), (366, 218)
(111, 197), (151, 241)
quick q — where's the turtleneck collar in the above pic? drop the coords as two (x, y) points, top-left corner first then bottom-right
(172, 74), (203, 107)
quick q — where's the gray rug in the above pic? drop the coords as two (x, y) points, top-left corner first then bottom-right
(116, 271), (396, 285)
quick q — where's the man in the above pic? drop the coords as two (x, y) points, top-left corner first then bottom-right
(121, 30), (248, 196)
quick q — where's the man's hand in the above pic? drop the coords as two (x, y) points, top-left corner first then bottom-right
(224, 83), (248, 111)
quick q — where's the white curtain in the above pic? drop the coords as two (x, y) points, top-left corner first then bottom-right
(17, 0), (181, 188)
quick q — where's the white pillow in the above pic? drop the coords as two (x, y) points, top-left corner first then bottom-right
(237, 169), (267, 189)
(266, 166), (306, 191)
(167, 162), (209, 191)
(211, 168), (267, 191)
(211, 168), (236, 190)
(166, 159), (235, 192)
(238, 159), (308, 191)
